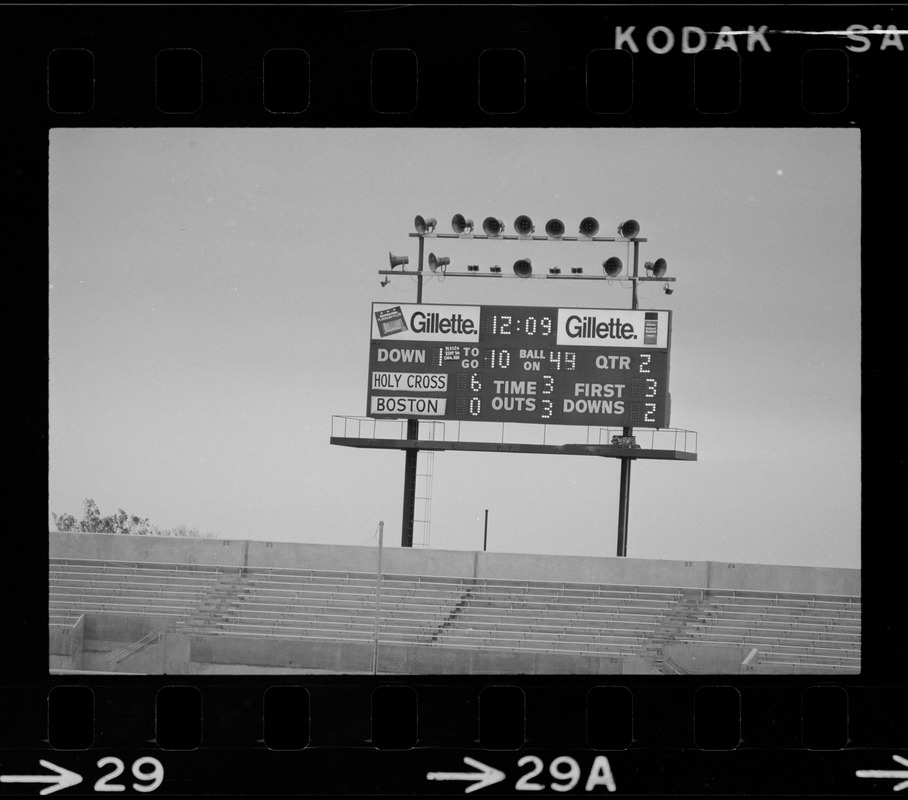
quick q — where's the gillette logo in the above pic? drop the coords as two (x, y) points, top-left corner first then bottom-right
(410, 311), (476, 335)
(564, 315), (636, 341)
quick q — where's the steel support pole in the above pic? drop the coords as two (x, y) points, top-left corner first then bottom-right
(401, 236), (424, 547)
(616, 240), (640, 558)
(616, 457), (632, 557)
(401, 428), (418, 547)
(372, 520), (384, 675)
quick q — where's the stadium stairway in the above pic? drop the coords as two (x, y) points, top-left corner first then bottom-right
(181, 569), (247, 632)
(641, 589), (706, 674)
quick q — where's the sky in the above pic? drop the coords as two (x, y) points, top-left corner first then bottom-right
(48, 127), (861, 569)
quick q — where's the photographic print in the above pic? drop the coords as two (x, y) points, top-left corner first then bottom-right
(48, 127), (860, 676)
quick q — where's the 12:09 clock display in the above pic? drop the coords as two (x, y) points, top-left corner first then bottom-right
(367, 303), (672, 428)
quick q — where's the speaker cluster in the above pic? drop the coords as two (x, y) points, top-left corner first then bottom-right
(425, 214), (642, 241)
(395, 214), (670, 283)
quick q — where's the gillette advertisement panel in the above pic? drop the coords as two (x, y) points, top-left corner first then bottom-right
(555, 308), (670, 348)
(371, 303), (481, 343)
(368, 303), (672, 427)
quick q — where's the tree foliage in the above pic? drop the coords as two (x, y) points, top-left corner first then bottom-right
(52, 498), (214, 538)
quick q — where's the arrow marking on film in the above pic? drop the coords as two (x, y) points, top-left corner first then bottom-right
(427, 757), (506, 794)
(0, 760), (83, 796)
(856, 754), (908, 792)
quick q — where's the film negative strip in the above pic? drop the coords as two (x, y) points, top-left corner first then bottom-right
(7, 3), (905, 797)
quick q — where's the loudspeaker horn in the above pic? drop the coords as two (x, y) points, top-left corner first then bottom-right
(389, 252), (409, 269)
(428, 253), (450, 273)
(602, 257), (623, 277)
(617, 219), (640, 239)
(513, 258), (533, 278)
(646, 258), (667, 277)
(414, 215), (437, 234)
(545, 218), (565, 239)
(482, 217), (505, 237)
(451, 214), (474, 234)
(514, 215), (535, 236)
(579, 217), (600, 237)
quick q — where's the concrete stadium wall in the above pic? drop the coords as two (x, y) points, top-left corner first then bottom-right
(188, 633), (374, 673)
(49, 615), (84, 671)
(50, 532), (249, 569)
(49, 531), (860, 596)
(704, 561), (859, 596)
(378, 644), (657, 675)
(476, 551), (709, 589)
(243, 540), (479, 579)
(49, 533), (476, 579)
(664, 643), (748, 674)
(167, 634), (658, 675)
(83, 612), (174, 646)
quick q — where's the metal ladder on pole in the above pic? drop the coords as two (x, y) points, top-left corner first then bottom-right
(412, 422), (439, 548)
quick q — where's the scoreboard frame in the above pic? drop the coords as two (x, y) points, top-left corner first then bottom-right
(366, 302), (672, 429)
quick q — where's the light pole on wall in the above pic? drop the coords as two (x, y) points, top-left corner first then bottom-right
(372, 520), (384, 675)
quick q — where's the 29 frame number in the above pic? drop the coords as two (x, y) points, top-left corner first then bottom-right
(95, 757), (163, 793)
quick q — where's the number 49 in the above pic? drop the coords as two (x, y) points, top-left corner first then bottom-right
(95, 757), (164, 793)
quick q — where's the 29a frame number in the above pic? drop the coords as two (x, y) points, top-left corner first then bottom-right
(515, 755), (616, 793)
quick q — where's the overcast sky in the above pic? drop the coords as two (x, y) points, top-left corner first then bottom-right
(48, 127), (860, 569)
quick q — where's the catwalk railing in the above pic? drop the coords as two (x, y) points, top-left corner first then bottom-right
(330, 416), (697, 459)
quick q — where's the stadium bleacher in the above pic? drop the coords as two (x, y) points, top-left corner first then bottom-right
(48, 536), (860, 675)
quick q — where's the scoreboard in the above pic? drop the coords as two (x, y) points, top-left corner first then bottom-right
(367, 303), (672, 428)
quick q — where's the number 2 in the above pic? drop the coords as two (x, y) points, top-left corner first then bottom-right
(95, 758), (124, 792)
(515, 756), (545, 791)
